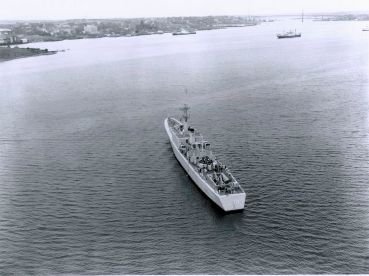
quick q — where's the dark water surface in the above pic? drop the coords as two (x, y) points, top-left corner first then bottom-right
(1, 19), (369, 274)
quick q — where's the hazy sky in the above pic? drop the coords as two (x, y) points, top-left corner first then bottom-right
(0, 0), (368, 20)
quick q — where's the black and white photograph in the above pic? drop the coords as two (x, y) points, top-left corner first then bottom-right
(0, 0), (368, 274)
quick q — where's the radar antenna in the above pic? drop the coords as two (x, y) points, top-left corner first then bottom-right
(171, 84), (190, 122)
(302, 9), (304, 23)
(180, 104), (190, 122)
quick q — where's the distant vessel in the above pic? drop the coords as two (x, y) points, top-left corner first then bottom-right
(277, 30), (301, 39)
(172, 29), (196, 35)
(164, 105), (246, 212)
(363, 27), (369, 31)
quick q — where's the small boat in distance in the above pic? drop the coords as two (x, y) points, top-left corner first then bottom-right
(277, 29), (301, 39)
(164, 105), (246, 212)
(363, 27), (369, 31)
(172, 29), (196, 35)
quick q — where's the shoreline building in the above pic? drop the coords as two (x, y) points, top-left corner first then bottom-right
(0, 28), (12, 44)
(83, 24), (98, 35)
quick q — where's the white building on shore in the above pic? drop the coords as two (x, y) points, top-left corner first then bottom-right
(0, 28), (12, 44)
(83, 24), (98, 34)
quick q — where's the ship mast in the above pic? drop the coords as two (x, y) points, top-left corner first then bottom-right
(180, 104), (190, 122)
(302, 9), (304, 23)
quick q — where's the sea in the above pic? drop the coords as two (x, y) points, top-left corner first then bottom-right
(0, 18), (368, 274)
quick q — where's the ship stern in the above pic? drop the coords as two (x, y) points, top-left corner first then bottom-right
(219, 193), (246, 212)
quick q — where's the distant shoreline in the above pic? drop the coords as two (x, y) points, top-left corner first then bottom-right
(0, 46), (57, 62)
(0, 23), (257, 61)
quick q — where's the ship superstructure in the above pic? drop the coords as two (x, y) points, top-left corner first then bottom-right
(164, 105), (246, 211)
(277, 30), (301, 39)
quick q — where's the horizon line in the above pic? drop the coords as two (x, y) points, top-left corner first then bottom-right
(1, 10), (368, 22)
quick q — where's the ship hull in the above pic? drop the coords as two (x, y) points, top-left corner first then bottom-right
(172, 32), (196, 35)
(277, 34), (301, 39)
(164, 118), (245, 212)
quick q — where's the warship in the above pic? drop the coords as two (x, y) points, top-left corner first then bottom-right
(164, 105), (246, 211)
(172, 29), (196, 35)
(277, 30), (301, 39)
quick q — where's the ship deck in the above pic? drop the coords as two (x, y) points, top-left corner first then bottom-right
(167, 121), (244, 195)
(191, 163), (244, 196)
